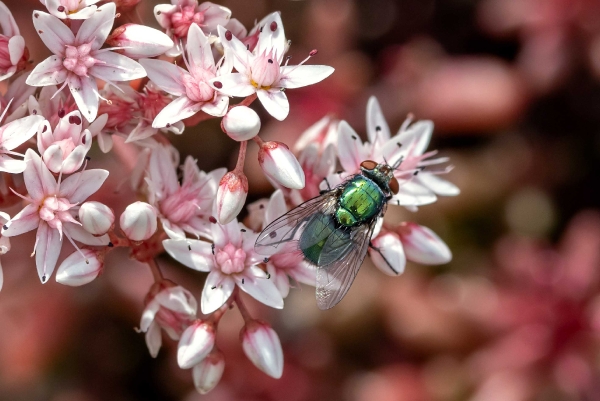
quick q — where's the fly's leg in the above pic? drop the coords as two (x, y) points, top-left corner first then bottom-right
(369, 241), (399, 275)
(320, 177), (332, 194)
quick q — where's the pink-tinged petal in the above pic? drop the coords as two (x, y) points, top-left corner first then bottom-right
(32, 10), (75, 55)
(146, 321), (162, 358)
(217, 26), (249, 74)
(61, 144), (89, 174)
(237, 266), (284, 309)
(288, 262), (316, 286)
(68, 75), (99, 122)
(265, 190), (287, 227)
(399, 223), (452, 265)
(63, 222), (110, 246)
(187, 24), (213, 71)
(148, 146), (179, 198)
(337, 120), (368, 172)
(76, 2), (115, 51)
(5, 73), (36, 110)
(163, 239), (214, 272)
(211, 219), (242, 248)
(106, 24), (174, 59)
(225, 18), (247, 38)
(90, 51), (146, 82)
(97, 132), (113, 153)
(255, 12), (285, 63)
(0, 154), (25, 173)
(201, 271), (235, 314)
(154, 4), (177, 29)
(55, 111), (83, 142)
(391, 181), (437, 206)
(369, 232), (406, 276)
(0, 67), (17, 82)
(394, 120), (433, 158)
(42, 145), (64, 173)
(278, 65), (334, 90)
(152, 96), (202, 128)
(55, 248), (102, 286)
(125, 123), (157, 143)
(177, 321), (216, 369)
(8, 36), (25, 65)
(2, 204), (40, 237)
(26, 56), (68, 86)
(59, 169), (109, 203)
(210, 73), (254, 97)
(257, 89), (289, 121)
(366, 96), (390, 145)
(65, 6), (98, 20)
(139, 58), (186, 96)
(200, 94), (228, 117)
(23, 149), (56, 201)
(140, 300), (160, 332)
(0, 114), (44, 150)
(197, 2), (231, 31)
(0, 2), (20, 36)
(35, 223), (62, 283)
(192, 349), (225, 394)
(240, 320), (283, 378)
(161, 219), (186, 239)
(416, 173), (460, 196)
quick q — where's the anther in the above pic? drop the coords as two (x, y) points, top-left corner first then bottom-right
(352, 135), (357, 140)
(309, 49), (318, 57)
(42, 275), (47, 282)
(397, 142), (402, 147)
(241, 229), (246, 232)
(259, 204), (264, 209)
(32, 110), (37, 115)
(266, 273), (271, 279)
(376, 125), (381, 131)
(225, 30), (232, 41)
(211, 243), (215, 255)
(211, 286), (217, 289)
(267, 59), (273, 64)
(209, 216), (217, 224)
(188, 244), (192, 251)
(213, 81), (223, 89)
(108, 242), (114, 247)
(58, 109), (66, 118)
(2, 225), (7, 230)
(68, 115), (82, 125)
(57, 5), (65, 12)
(263, 257), (269, 263)
(85, 156), (91, 161)
(42, 125), (47, 133)
(270, 21), (277, 31)
(242, 278), (244, 284)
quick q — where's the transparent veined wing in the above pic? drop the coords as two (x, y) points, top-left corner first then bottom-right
(254, 190), (340, 255)
(315, 220), (377, 310)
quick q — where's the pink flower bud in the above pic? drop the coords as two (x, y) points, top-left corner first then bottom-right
(106, 24), (174, 59)
(79, 201), (115, 236)
(192, 349), (225, 394)
(240, 320), (283, 378)
(177, 320), (216, 369)
(120, 201), (158, 241)
(222, 106), (261, 141)
(216, 171), (248, 224)
(369, 232), (406, 276)
(397, 222), (452, 265)
(55, 249), (103, 286)
(258, 141), (305, 190)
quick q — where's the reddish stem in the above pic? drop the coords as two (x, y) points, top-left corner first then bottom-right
(234, 140), (247, 173)
(147, 258), (164, 282)
(233, 290), (253, 322)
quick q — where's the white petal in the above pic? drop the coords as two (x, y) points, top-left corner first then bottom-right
(210, 73), (255, 97)
(264, 189), (287, 227)
(76, 2), (115, 51)
(400, 223), (452, 265)
(187, 24), (214, 71)
(255, 12), (286, 63)
(35, 223), (62, 283)
(0, 154), (25, 173)
(0, 114), (43, 150)
(257, 89), (289, 121)
(68, 75), (99, 122)
(337, 120), (367, 172)
(237, 266), (284, 309)
(201, 271), (235, 314)
(0, 259), (3, 292)
(217, 25), (250, 74)
(139, 58), (186, 96)
(197, 2), (231, 31)
(0, 2), (20, 37)
(148, 145), (179, 196)
(26, 56), (68, 86)
(152, 96), (202, 128)
(108, 24), (173, 58)
(146, 321), (162, 358)
(90, 51), (146, 82)
(23, 149), (56, 201)
(8, 36), (25, 65)
(63, 223), (110, 246)
(369, 232), (406, 276)
(55, 249), (101, 286)
(394, 120), (434, 159)
(200, 94), (228, 117)
(65, 6), (98, 20)
(391, 181), (437, 206)
(42, 145), (64, 173)
(278, 65), (334, 89)
(366, 96), (391, 145)
(32, 10), (75, 55)
(154, 4), (176, 29)
(59, 169), (109, 203)
(1, 204), (40, 237)
(163, 239), (214, 272)
(416, 173), (460, 196)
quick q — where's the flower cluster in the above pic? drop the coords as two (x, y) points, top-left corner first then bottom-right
(0, 0), (455, 394)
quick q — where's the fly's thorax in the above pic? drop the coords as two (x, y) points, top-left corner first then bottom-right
(360, 165), (394, 195)
(335, 176), (384, 227)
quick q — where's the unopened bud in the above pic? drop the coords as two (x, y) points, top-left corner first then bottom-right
(192, 348), (225, 394)
(177, 320), (216, 369)
(120, 201), (158, 241)
(56, 249), (103, 286)
(240, 320), (283, 378)
(397, 222), (452, 265)
(79, 201), (115, 236)
(370, 232), (406, 276)
(258, 141), (305, 189)
(216, 171), (248, 224)
(106, 24), (174, 59)
(221, 106), (261, 141)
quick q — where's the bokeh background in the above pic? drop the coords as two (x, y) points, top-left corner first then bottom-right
(2, 0), (600, 400)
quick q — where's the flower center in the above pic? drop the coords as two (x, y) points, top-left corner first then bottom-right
(182, 71), (215, 103)
(171, 6), (205, 38)
(140, 88), (170, 121)
(215, 243), (246, 275)
(0, 36), (12, 70)
(38, 196), (76, 230)
(63, 43), (96, 77)
(98, 95), (137, 131)
(250, 52), (280, 89)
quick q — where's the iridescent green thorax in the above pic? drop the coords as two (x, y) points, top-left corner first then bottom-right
(335, 175), (385, 227)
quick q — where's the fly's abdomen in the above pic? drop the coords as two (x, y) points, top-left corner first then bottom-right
(299, 213), (352, 266)
(335, 176), (384, 227)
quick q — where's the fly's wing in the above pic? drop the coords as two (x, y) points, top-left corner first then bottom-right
(254, 191), (339, 255)
(315, 221), (376, 310)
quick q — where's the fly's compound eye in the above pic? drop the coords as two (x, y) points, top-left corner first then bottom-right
(389, 177), (399, 194)
(360, 160), (377, 170)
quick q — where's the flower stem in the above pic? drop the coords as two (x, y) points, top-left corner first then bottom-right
(234, 290), (253, 322)
(252, 135), (264, 147)
(234, 141), (247, 173)
(147, 258), (164, 282)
